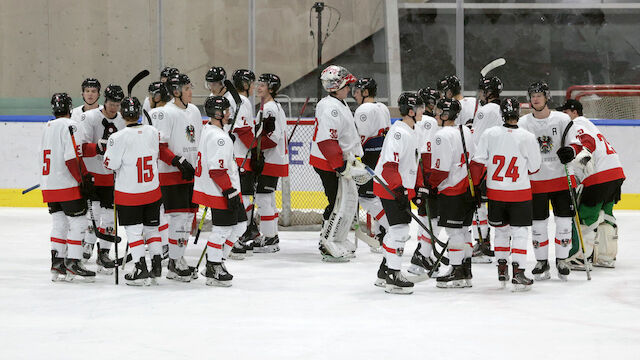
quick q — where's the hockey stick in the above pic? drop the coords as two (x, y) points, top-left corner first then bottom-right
(287, 97), (310, 143)
(143, 109), (152, 126)
(193, 207), (209, 245)
(113, 200), (119, 284)
(127, 70), (150, 97)
(22, 184), (40, 194)
(561, 122), (591, 280)
(224, 80), (243, 135)
(239, 99), (266, 171)
(459, 125), (486, 248)
(475, 58), (507, 116)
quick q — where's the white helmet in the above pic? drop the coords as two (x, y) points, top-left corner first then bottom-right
(320, 65), (357, 92)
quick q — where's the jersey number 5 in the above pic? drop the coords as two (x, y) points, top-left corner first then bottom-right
(42, 150), (51, 175)
(194, 152), (202, 177)
(492, 155), (519, 182)
(136, 156), (154, 183)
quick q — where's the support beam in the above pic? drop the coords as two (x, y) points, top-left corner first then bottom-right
(455, 0), (464, 92)
(385, 0), (402, 106)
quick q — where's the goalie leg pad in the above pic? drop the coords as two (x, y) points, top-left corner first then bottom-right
(594, 222), (617, 267)
(320, 177), (358, 257)
(383, 224), (410, 270)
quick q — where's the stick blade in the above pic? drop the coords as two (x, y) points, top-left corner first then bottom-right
(127, 69), (150, 96)
(480, 58), (506, 77)
(223, 79), (242, 105)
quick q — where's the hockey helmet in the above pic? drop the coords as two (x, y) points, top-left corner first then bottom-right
(51, 92), (72, 116)
(501, 97), (520, 121)
(205, 95), (231, 120)
(167, 74), (192, 95)
(160, 67), (179, 79)
(148, 81), (172, 103)
(437, 75), (461, 96)
(320, 65), (356, 92)
(398, 92), (425, 116)
(257, 73), (282, 95)
(479, 76), (503, 98)
(418, 87), (440, 107)
(104, 84), (125, 103)
(205, 66), (227, 83)
(436, 98), (461, 121)
(120, 97), (142, 119)
(528, 81), (551, 101)
(81, 78), (101, 91)
(352, 77), (377, 98)
(232, 69), (256, 91)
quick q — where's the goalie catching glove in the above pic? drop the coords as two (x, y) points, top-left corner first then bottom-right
(337, 158), (372, 186)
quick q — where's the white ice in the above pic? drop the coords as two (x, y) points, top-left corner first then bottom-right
(1, 208), (639, 360)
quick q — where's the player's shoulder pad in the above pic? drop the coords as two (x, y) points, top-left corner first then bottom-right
(263, 101), (278, 117)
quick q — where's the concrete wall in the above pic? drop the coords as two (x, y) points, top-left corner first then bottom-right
(0, 0), (384, 104)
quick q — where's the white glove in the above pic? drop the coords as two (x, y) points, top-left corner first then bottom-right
(340, 158), (372, 186)
(572, 148), (595, 178)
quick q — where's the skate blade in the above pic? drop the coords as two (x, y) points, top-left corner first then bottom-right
(374, 278), (386, 288)
(436, 279), (467, 288)
(384, 284), (413, 294)
(321, 254), (350, 263)
(499, 280), (508, 289)
(126, 278), (151, 286)
(229, 252), (246, 260)
(51, 271), (66, 282)
(166, 271), (191, 282)
(65, 273), (96, 283)
(407, 264), (427, 276)
(404, 272), (430, 284)
(464, 279), (473, 288)
(244, 249), (254, 257)
(471, 256), (492, 264)
(205, 278), (232, 287)
(97, 266), (114, 275)
(150, 277), (159, 286)
(253, 245), (279, 253)
(511, 283), (532, 292)
(533, 271), (550, 281)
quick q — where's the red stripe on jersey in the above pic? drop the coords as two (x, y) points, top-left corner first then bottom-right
(539, 240), (549, 247)
(129, 239), (145, 248)
(472, 220), (488, 225)
(67, 239), (82, 246)
(159, 172), (194, 186)
(168, 238), (178, 245)
(164, 208), (198, 214)
(375, 210), (385, 220)
(286, 119), (315, 125)
(487, 188), (532, 202)
(209, 169), (233, 191)
(42, 187), (82, 203)
(381, 162), (402, 190)
(440, 176), (469, 196)
(261, 214), (278, 221)
(310, 155), (335, 172)
(511, 248), (527, 254)
(159, 224), (168, 231)
(495, 246), (510, 252)
(582, 167), (625, 187)
(146, 237), (161, 244)
(382, 243), (396, 254)
(373, 182), (416, 200)
(50, 237), (66, 244)
(448, 248), (462, 252)
(82, 143), (98, 157)
(235, 157), (252, 172)
(225, 240), (234, 247)
(317, 139), (344, 170)
(92, 173), (114, 186)
(159, 143), (176, 165)
(262, 163), (288, 177)
(192, 190), (229, 210)
(531, 176), (576, 194)
(233, 126), (255, 149)
(207, 241), (222, 249)
(115, 188), (162, 206)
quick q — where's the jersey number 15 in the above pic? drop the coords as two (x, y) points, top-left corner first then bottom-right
(136, 156), (154, 183)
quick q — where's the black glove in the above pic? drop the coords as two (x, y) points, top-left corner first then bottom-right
(222, 187), (242, 214)
(101, 118), (118, 140)
(393, 186), (409, 211)
(171, 155), (195, 181)
(556, 146), (576, 165)
(413, 186), (430, 207)
(96, 139), (107, 155)
(80, 174), (96, 199)
(250, 148), (265, 175)
(262, 115), (276, 134)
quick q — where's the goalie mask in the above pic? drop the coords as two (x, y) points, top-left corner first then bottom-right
(321, 65), (356, 92)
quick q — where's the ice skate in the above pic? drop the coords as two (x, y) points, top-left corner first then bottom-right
(82, 242), (94, 261)
(471, 240), (493, 264)
(230, 240), (251, 260)
(150, 255), (162, 285)
(64, 258), (96, 282)
(511, 262), (533, 292)
(385, 269), (414, 294)
(407, 245), (439, 277)
(238, 221), (260, 256)
(50, 250), (67, 282)
(532, 259), (550, 281)
(556, 258), (570, 281)
(125, 257), (151, 286)
(166, 257), (192, 282)
(253, 235), (280, 253)
(319, 242), (351, 263)
(497, 259), (509, 288)
(96, 248), (115, 275)
(374, 258), (387, 287)
(436, 264), (467, 288)
(205, 261), (233, 287)
(463, 258), (473, 287)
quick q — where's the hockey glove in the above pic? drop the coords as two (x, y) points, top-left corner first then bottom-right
(573, 148), (595, 177)
(262, 115), (276, 134)
(393, 186), (410, 211)
(556, 146), (576, 164)
(80, 174), (97, 199)
(250, 148), (265, 175)
(172, 155), (195, 181)
(96, 138), (108, 155)
(222, 187), (242, 214)
(101, 118), (118, 140)
(339, 159), (373, 186)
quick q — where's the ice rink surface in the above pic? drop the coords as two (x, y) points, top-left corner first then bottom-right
(1, 208), (639, 360)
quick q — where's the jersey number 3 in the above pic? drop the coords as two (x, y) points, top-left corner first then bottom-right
(492, 155), (519, 182)
(136, 156), (154, 183)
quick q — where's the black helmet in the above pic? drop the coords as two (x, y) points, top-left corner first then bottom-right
(205, 66), (227, 83)
(398, 92), (425, 116)
(479, 76), (503, 98)
(167, 74), (192, 94)
(353, 77), (377, 97)
(205, 95), (231, 120)
(120, 97), (142, 119)
(232, 69), (256, 91)
(417, 87), (440, 107)
(148, 81), (171, 103)
(257, 73), (281, 95)
(501, 97), (520, 121)
(81, 78), (101, 91)
(104, 84), (125, 103)
(51, 93), (72, 116)
(437, 75), (461, 96)
(528, 81), (551, 101)
(436, 98), (461, 121)
(160, 67), (179, 79)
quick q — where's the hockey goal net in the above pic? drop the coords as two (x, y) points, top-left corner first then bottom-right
(566, 85), (640, 120)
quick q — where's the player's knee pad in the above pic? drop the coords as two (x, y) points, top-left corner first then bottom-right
(67, 214), (88, 239)
(444, 227), (466, 264)
(124, 224), (145, 260)
(510, 226), (529, 263)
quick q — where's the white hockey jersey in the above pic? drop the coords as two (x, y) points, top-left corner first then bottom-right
(518, 111), (573, 193)
(154, 100), (203, 185)
(310, 95), (363, 171)
(39, 117), (82, 202)
(473, 125), (541, 202)
(566, 116), (625, 187)
(79, 108), (125, 186)
(103, 124), (162, 206)
(430, 125), (475, 196)
(415, 115), (440, 185)
(455, 97), (477, 126)
(230, 94), (256, 171)
(142, 97), (151, 116)
(256, 100), (288, 177)
(354, 102), (391, 146)
(373, 120), (418, 199)
(70, 104), (102, 124)
(193, 124), (241, 210)
(472, 100), (502, 145)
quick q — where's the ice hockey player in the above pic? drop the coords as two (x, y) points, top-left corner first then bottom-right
(373, 92), (423, 294)
(143, 66), (179, 114)
(79, 84), (125, 274)
(41, 93), (95, 282)
(227, 69), (259, 258)
(352, 77), (391, 251)
(429, 98), (476, 288)
(518, 81), (573, 281)
(193, 96), (248, 286)
(469, 76), (504, 263)
(408, 87), (442, 276)
(556, 99), (625, 269)
(471, 97), (541, 291)
(310, 65), (365, 262)
(437, 75), (476, 126)
(156, 73), (202, 281)
(248, 73), (288, 253)
(103, 97), (163, 286)
(69, 78), (101, 261)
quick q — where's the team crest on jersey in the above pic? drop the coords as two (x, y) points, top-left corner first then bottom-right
(424, 122), (431, 130)
(359, 114), (367, 122)
(435, 137), (441, 145)
(185, 125), (195, 143)
(217, 139), (225, 146)
(477, 112), (484, 119)
(394, 132), (401, 140)
(537, 135), (553, 153)
(81, 114), (86, 121)
(331, 109), (338, 117)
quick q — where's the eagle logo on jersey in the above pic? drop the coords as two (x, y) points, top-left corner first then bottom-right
(537, 135), (553, 153)
(359, 114), (367, 122)
(185, 125), (195, 143)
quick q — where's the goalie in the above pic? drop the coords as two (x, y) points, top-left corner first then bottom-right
(310, 65), (369, 262)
